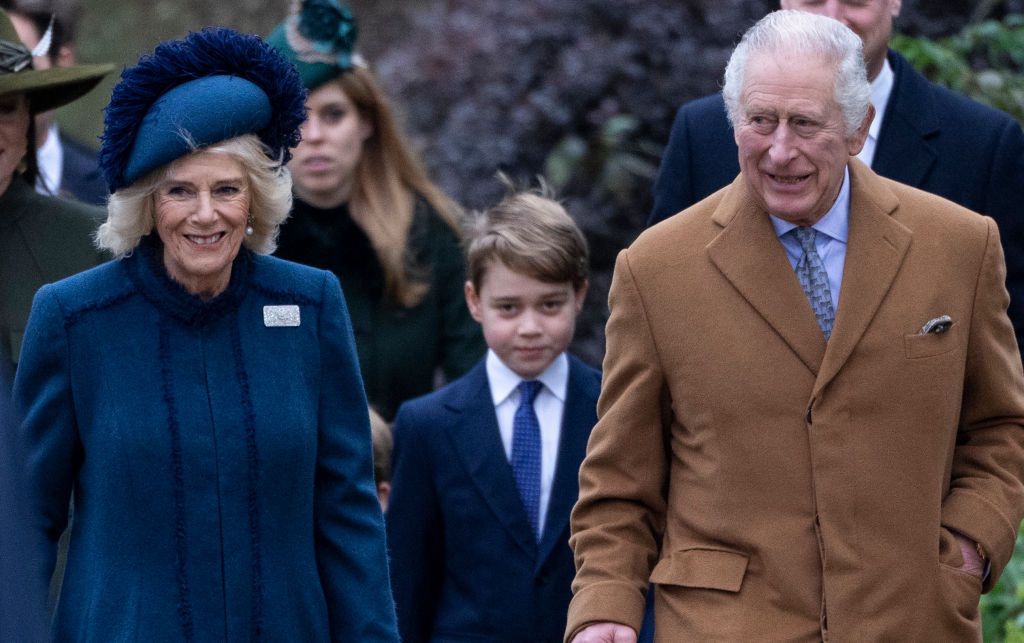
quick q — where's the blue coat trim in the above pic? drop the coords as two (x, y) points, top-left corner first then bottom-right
(158, 318), (195, 641)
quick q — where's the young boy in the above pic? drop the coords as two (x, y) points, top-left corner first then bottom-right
(386, 190), (600, 643)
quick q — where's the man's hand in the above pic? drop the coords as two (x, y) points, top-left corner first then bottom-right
(951, 530), (986, 578)
(571, 622), (638, 643)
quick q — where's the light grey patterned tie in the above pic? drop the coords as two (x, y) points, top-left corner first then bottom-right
(792, 227), (835, 340)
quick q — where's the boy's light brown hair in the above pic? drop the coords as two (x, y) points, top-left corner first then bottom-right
(463, 189), (589, 292)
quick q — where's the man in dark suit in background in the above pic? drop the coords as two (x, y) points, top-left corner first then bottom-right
(648, 0), (1024, 346)
(4, 0), (107, 205)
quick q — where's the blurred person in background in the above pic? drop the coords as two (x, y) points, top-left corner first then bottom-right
(268, 0), (485, 420)
(0, 363), (48, 641)
(13, 27), (398, 640)
(0, 5), (109, 372)
(1, 0), (108, 204)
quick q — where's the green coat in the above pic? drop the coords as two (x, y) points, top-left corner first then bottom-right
(0, 178), (106, 371)
(276, 196), (485, 419)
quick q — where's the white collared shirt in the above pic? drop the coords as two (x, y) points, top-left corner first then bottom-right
(487, 349), (568, 536)
(857, 56), (895, 167)
(35, 123), (64, 197)
(770, 167), (851, 313)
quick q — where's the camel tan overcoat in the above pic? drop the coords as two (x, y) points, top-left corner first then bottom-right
(566, 160), (1024, 641)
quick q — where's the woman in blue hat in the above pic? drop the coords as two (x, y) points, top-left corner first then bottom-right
(13, 27), (398, 641)
(268, 0), (485, 420)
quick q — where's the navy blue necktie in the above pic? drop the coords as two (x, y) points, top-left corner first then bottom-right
(511, 380), (543, 541)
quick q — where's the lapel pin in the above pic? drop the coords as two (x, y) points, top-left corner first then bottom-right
(264, 305), (300, 327)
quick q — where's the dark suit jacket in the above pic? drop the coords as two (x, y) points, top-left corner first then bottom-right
(0, 366), (49, 641)
(648, 50), (1024, 345)
(0, 178), (106, 370)
(387, 355), (601, 643)
(58, 133), (108, 206)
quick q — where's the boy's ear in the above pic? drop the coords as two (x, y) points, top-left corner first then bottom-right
(464, 281), (484, 323)
(573, 280), (589, 313)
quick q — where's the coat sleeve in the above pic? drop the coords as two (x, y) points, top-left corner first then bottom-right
(386, 402), (444, 643)
(430, 213), (485, 381)
(647, 104), (695, 227)
(313, 272), (399, 641)
(11, 284), (79, 605)
(982, 117), (1024, 352)
(941, 218), (1024, 592)
(565, 250), (670, 640)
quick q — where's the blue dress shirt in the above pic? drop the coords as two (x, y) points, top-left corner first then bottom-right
(770, 167), (851, 313)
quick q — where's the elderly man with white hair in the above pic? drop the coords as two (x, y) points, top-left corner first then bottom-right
(567, 10), (1024, 643)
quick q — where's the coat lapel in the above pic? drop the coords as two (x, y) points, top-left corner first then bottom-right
(872, 50), (938, 189)
(444, 363), (538, 559)
(536, 357), (597, 569)
(813, 160), (910, 397)
(707, 175), (826, 375)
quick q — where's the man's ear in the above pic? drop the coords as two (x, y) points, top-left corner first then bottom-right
(465, 281), (484, 323)
(847, 103), (875, 156)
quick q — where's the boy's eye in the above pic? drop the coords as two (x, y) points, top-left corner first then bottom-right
(541, 300), (565, 313)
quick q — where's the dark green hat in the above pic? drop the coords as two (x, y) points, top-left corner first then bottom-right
(266, 0), (361, 91)
(0, 8), (112, 113)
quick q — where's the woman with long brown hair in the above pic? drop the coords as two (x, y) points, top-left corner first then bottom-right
(269, 0), (484, 419)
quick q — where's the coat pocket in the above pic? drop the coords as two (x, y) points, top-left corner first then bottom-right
(904, 322), (960, 359)
(649, 547), (749, 593)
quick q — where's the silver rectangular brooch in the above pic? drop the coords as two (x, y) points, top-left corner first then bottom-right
(263, 305), (300, 327)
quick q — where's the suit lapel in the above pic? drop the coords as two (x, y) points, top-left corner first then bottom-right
(813, 160), (910, 397)
(444, 363), (538, 559)
(536, 357), (597, 569)
(872, 50), (938, 189)
(707, 176), (826, 375)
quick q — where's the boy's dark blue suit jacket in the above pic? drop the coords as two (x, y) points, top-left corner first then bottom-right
(387, 354), (601, 643)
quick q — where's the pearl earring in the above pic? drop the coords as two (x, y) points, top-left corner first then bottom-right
(245, 213), (255, 236)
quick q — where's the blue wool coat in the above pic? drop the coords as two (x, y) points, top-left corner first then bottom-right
(13, 236), (399, 642)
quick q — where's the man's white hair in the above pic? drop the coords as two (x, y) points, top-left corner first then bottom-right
(722, 10), (872, 133)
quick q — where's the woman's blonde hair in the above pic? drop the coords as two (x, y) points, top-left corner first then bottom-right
(95, 134), (293, 257)
(334, 66), (461, 308)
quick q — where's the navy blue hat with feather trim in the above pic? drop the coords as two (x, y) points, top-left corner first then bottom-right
(100, 27), (307, 194)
